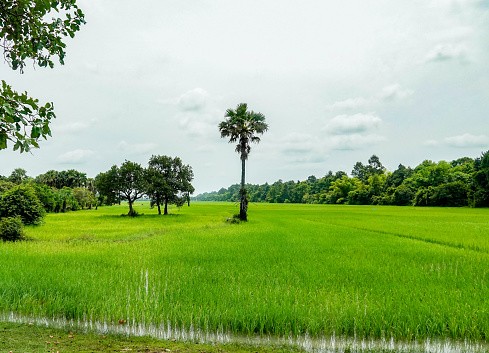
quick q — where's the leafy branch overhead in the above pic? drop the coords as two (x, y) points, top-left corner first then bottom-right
(0, 0), (85, 152)
(0, 80), (55, 152)
(0, 0), (85, 72)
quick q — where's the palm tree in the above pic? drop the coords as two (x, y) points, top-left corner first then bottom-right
(219, 103), (268, 221)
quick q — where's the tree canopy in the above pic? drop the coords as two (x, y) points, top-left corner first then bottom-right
(196, 152), (489, 208)
(146, 155), (194, 215)
(0, 0), (85, 152)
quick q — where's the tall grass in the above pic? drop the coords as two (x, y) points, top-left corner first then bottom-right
(0, 202), (488, 341)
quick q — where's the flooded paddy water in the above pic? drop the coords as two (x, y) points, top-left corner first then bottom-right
(2, 311), (489, 353)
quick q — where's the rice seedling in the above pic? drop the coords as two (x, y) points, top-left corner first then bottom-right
(0, 202), (488, 343)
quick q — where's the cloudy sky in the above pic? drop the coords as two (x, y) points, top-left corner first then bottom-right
(2, 0), (489, 194)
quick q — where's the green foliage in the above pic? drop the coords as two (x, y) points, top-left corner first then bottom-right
(72, 187), (96, 209)
(0, 0), (85, 152)
(97, 161), (146, 215)
(8, 167), (29, 184)
(471, 150), (489, 207)
(198, 152), (489, 208)
(146, 155), (194, 215)
(0, 215), (25, 241)
(53, 186), (79, 213)
(95, 166), (121, 205)
(0, 81), (55, 152)
(34, 169), (87, 188)
(0, 180), (15, 194)
(392, 184), (415, 206)
(0, 184), (44, 224)
(31, 183), (56, 212)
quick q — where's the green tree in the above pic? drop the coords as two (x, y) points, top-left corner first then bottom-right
(73, 187), (96, 209)
(218, 103), (268, 221)
(0, 0), (85, 152)
(145, 155), (194, 215)
(95, 167), (117, 206)
(8, 168), (28, 184)
(118, 161), (146, 216)
(470, 150), (489, 207)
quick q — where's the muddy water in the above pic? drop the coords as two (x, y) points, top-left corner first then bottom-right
(2, 311), (488, 353)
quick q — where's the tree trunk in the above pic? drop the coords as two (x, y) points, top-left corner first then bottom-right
(164, 198), (168, 215)
(239, 158), (247, 221)
(241, 158), (246, 189)
(128, 201), (133, 216)
(187, 192), (190, 206)
(157, 203), (161, 215)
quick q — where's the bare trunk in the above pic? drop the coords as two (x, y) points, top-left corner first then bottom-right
(240, 158), (247, 221)
(164, 197), (168, 215)
(128, 200), (133, 216)
(157, 203), (161, 215)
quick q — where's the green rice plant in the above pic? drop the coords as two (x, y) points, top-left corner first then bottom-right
(0, 202), (488, 342)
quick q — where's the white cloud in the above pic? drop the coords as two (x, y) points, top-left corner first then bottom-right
(176, 88), (210, 111)
(424, 43), (468, 63)
(328, 134), (386, 151)
(324, 113), (382, 135)
(380, 84), (414, 101)
(161, 88), (213, 112)
(57, 149), (96, 164)
(117, 140), (158, 154)
(445, 133), (489, 147)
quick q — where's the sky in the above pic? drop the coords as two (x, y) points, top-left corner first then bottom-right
(1, 0), (489, 194)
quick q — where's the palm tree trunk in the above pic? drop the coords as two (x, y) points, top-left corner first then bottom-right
(240, 158), (247, 221)
(241, 158), (245, 189)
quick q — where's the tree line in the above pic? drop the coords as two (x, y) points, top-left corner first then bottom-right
(0, 155), (194, 241)
(195, 151), (489, 208)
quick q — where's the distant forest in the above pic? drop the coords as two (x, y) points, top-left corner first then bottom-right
(195, 151), (489, 207)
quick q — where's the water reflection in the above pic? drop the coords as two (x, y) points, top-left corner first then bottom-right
(2, 311), (488, 353)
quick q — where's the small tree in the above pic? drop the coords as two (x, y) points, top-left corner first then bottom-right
(118, 161), (146, 216)
(0, 184), (44, 225)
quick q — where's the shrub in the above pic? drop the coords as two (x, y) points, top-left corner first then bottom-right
(0, 185), (45, 225)
(0, 216), (25, 241)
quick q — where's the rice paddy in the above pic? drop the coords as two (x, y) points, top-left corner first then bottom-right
(1, 202), (489, 347)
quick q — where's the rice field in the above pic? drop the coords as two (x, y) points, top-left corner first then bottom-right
(1, 202), (489, 344)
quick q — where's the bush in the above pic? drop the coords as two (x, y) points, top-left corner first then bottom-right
(0, 216), (25, 241)
(0, 185), (45, 225)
